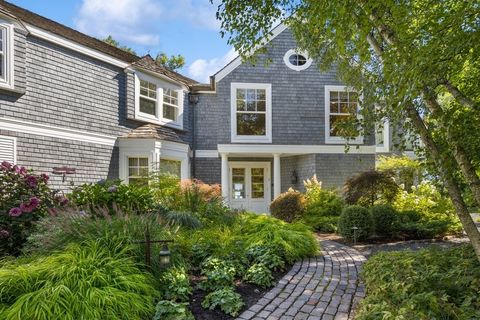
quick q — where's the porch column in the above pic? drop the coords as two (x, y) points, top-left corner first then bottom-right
(221, 153), (229, 200)
(273, 153), (281, 199)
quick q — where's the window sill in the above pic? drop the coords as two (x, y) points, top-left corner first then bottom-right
(325, 137), (364, 145)
(231, 136), (272, 144)
(0, 83), (24, 96)
(135, 113), (183, 131)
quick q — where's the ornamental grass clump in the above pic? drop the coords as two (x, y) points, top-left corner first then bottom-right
(0, 161), (66, 256)
(0, 239), (158, 320)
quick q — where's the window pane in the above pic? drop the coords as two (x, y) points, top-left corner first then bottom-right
(330, 91), (339, 102)
(0, 54), (4, 78)
(330, 101), (339, 113)
(139, 158), (148, 166)
(140, 97), (156, 115)
(236, 89), (245, 99)
(330, 115), (351, 136)
(340, 91), (349, 103)
(237, 113), (266, 136)
(232, 168), (245, 199)
(256, 100), (266, 112)
(160, 159), (181, 177)
(256, 89), (266, 100)
(129, 177), (148, 186)
(246, 89), (256, 100)
(237, 99), (246, 111)
(129, 167), (138, 176)
(251, 168), (264, 198)
(163, 104), (177, 121)
(129, 157), (138, 166)
(349, 92), (358, 102)
(339, 102), (350, 113)
(246, 100), (256, 111)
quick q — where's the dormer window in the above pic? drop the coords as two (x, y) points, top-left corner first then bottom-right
(135, 71), (184, 129)
(0, 20), (14, 89)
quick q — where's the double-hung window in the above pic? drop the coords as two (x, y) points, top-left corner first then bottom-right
(127, 157), (149, 185)
(231, 83), (272, 143)
(325, 85), (362, 144)
(0, 21), (13, 89)
(135, 72), (183, 129)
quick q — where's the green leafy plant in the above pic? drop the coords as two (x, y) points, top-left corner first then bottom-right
(303, 175), (344, 216)
(198, 267), (235, 291)
(377, 155), (423, 191)
(246, 245), (285, 271)
(153, 300), (194, 320)
(343, 170), (400, 207)
(0, 239), (158, 320)
(356, 245), (480, 320)
(237, 214), (318, 264)
(270, 189), (306, 222)
(243, 263), (275, 288)
(370, 204), (398, 238)
(337, 205), (373, 241)
(300, 215), (339, 232)
(159, 267), (192, 302)
(0, 161), (65, 256)
(201, 256), (245, 278)
(68, 179), (154, 215)
(201, 287), (244, 317)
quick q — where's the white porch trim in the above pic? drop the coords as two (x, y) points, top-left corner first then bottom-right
(215, 144), (376, 155)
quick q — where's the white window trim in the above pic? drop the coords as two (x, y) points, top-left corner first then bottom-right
(231, 82), (272, 143)
(375, 119), (390, 153)
(283, 49), (313, 71)
(324, 85), (363, 144)
(0, 20), (14, 90)
(0, 135), (16, 164)
(134, 71), (184, 130)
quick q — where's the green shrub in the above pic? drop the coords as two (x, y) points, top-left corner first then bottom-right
(237, 214), (318, 264)
(377, 155), (423, 191)
(0, 162), (65, 256)
(201, 256), (245, 278)
(337, 205), (373, 241)
(370, 204), (398, 238)
(69, 180), (154, 215)
(343, 170), (400, 207)
(300, 215), (339, 232)
(270, 190), (306, 222)
(153, 300), (194, 320)
(0, 240), (158, 320)
(356, 245), (480, 320)
(159, 267), (192, 302)
(303, 175), (344, 216)
(198, 267), (235, 291)
(201, 287), (244, 317)
(243, 263), (275, 288)
(247, 245), (285, 271)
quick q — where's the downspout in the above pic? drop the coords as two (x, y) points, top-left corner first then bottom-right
(188, 93), (199, 178)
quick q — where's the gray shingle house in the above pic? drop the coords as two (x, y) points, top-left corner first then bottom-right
(0, 2), (392, 213)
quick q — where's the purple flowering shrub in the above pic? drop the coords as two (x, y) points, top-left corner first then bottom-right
(0, 161), (66, 256)
(68, 179), (154, 215)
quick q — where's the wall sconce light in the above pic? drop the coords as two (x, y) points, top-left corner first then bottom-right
(291, 170), (298, 184)
(188, 94), (199, 104)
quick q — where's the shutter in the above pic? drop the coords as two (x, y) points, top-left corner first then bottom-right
(0, 136), (16, 164)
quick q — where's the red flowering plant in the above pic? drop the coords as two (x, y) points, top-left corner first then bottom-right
(0, 161), (66, 256)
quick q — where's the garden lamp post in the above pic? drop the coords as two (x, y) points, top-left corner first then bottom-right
(352, 226), (359, 246)
(133, 226), (173, 271)
(159, 243), (171, 268)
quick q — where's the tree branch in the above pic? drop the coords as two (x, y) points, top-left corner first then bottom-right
(443, 80), (478, 110)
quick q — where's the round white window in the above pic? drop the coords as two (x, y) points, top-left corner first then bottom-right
(283, 49), (312, 71)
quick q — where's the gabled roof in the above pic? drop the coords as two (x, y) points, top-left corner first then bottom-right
(0, 1), (197, 87)
(131, 55), (198, 86)
(122, 124), (185, 144)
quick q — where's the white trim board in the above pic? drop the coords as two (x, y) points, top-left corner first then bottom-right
(0, 117), (117, 146)
(214, 23), (289, 83)
(216, 144), (376, 155)
(25, 24), (130, 69)
(195, 150), (219, 158)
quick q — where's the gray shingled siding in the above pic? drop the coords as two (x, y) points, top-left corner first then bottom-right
(195, 29), (375, 150)
(1, 129), (118, 191)
(315, 153), (375, 189)
(0, 32), (191, 189)
(194, 158), (221, 185)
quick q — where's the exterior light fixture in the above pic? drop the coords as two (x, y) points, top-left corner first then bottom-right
(159, 243), (171, 268)
(291, 170), (298, 184)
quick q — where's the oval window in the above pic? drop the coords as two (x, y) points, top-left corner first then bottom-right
(283, 49), (312, 71)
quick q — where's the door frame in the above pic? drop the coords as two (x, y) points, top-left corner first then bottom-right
(228, 161), (271, 213)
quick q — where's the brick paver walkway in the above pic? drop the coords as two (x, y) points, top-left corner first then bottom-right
(237, 240), (366, 320)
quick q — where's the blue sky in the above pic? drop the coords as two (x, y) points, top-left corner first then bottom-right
(11, 0), (236, 83)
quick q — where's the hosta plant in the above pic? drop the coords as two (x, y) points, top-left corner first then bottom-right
(159, 267), (192, 302)
(153, 300), (194, 320)
(201, 287), (244, 317)
(243, 263), (275, 288)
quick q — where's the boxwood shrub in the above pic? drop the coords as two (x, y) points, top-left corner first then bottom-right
(337, 205), (373, 241)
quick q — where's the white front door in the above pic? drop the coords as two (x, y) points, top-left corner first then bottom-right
(229, 162), (271, 213)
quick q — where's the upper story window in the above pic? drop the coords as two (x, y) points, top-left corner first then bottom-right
(324, 85), (363, 144)
(0, 20), (14, 89)
(135, 71), (184, 129)
(231, 83), (272, 143)
(283, 49), (313, 71)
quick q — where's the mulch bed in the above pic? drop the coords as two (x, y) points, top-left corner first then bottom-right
(188, 267), (290, 320)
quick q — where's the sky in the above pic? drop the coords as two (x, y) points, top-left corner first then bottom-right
(11, 0), (237, 83)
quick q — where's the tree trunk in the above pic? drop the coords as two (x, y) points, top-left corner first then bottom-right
(422, 92), (480, 208)
(405, 104), (480, 260)
(443, 80), (478, 110)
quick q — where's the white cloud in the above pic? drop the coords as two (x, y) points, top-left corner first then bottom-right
(74, 0), (163, 45)
(165, 0), (221, 30)
(188, 48), (238, 83)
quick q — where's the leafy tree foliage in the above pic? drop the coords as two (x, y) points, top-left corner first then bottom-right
(214, 0), (480, 260)
(155, 52), (185, 71)
(102, 35), (136, 55)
